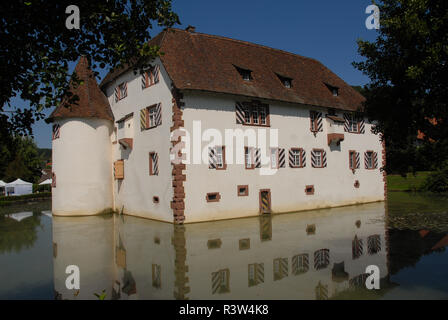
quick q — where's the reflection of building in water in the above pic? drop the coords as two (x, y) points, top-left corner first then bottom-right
(53, 216), (115, 300)
(53, 202), (389, 299)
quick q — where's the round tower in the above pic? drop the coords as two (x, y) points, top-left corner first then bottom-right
(49, 56), (114, 216)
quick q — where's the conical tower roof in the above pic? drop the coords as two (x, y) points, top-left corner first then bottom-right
(49, 56), (114, 122)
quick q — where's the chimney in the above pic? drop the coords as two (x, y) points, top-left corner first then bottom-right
(185, 25), (196, 33)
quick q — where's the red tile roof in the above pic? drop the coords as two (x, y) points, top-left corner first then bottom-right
(49, 56), (114, 122)
(101, 28), (365, 111)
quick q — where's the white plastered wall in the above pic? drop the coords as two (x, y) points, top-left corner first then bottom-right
(181, 92), (384, 223)
(104, 58), (174, 222)
(52, 118), (114, 216)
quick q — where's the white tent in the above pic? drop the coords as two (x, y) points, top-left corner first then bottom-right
(7, 212), (33, 222)
(0, 180), (6, 187)
(5, 179), (33, 196)
(39, 179), (52, 185)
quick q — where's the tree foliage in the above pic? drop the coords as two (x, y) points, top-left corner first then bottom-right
(0, 0), (180, 138)
(353, 0), (448, 173)
(1, 136), (42, 183)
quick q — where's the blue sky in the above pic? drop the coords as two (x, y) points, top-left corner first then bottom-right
(29, 0), (378, 148)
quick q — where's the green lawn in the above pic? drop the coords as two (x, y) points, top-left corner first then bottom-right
(387, 171), (431, 192)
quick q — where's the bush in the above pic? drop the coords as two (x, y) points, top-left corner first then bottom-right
(422, 162), (448, 193)
(0, 192), (51, 202)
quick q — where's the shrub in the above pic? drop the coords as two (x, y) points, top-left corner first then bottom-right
(422, 162), (448, 193)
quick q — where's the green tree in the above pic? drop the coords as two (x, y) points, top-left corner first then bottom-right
(0, 1), (180, 140)
(2, 136), (43, 183)
(353, 0), (448, 174)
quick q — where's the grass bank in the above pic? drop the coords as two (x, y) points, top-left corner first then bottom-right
(387, 171), (431, 192)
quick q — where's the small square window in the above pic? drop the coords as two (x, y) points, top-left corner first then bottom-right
(153, 196), (159, 203)
(237, 185), (249, 196)
(305, 185), (314, 195)
(206, 192), (221, 202)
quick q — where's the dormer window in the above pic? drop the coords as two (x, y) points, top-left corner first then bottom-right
(324, 83), (339, 97)
(235, 66), (252, 81)
(277, 74), (292, 88)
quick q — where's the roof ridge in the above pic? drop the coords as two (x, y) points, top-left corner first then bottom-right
(168, 27), (321, 65)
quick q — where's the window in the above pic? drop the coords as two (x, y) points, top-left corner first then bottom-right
(344, 113), (363, 133)
(365, 151), (377, 169)
(211, 269), (230, 294)
(237, 185), (249, 196)
(310, 111), (322, 132)
(245, 147), (255, 169)
(114, 82), (127, 101)
(52, 124), (60, 140)
(141, 103), (161, 130)
(141, 65), (160, 89)
(209, 146), (226, 170)
(311, 149), (326, 168)
(349, 150), (358, 170)
(153, 196), (159, 203)
(235, 66), (252, 81)
(147, 106), (157, 128)
(206, 192), (221, 202)
(290, 148), (305, 168)
(367, 235), (381, 255)
(270, 148), (279, 169)
(215, 146), (226, 169)
(276, 74), (293, 88)
(248, 263), (264, 287)
(325, 83), (339, 96)
(292, 254), (309, 275)
(314, 249), (330, 270)
(305, 185), (314, 195)
(252, 108), (259, 124)
(238, 101), (269, 126)
(149, 152), (158, 175)
(273, 258), (288, 281)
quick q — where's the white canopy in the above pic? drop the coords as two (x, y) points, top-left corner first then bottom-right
(7, 212), (33, 222)
(0, 180), (5, 187)
(39, 179), (52, 185)
(6, 178), (32, 186)
(5, 179), (33, 196)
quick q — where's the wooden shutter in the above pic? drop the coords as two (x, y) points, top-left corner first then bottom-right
(152, 153), (159, 175)
(359, 117), (365, 133)
(141, 72), (148, 89)
(153, 65), (160, 83)
(255, 148), (261, 168)
(278, 148), (285, 168)
(140, 108), (147, 131)
(208, 147), (216, 169)
(114, 87), (119, 102)
(235, 102), (245, 124)
(343, 113), (350, 132)
(155, 103), (162, 126)
(114, 160), (124, 180)
(301, 149), (306, 167)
